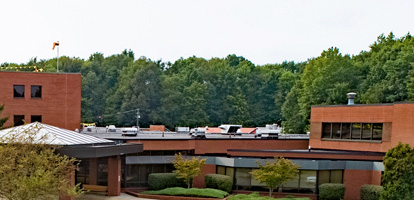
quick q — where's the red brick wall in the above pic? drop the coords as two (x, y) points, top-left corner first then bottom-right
(150, 125), (166, 131)
(193, 164), (216, 188)
(128, 140), (196, 151)
(194, 139), (308, 154)
(127, 139), (309, 154)
(391, 103), (414, 147)
(343, 169), (381, 200)
(0, 72), (81, 131)
(228, 150), (383, 160)
(309, 104), (413, 152)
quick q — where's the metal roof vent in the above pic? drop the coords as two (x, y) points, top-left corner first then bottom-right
(347, 92), (356, 105)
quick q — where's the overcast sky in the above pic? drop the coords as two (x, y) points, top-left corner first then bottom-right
(0, 0), (413, 65)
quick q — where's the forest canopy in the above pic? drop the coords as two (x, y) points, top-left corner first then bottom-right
(1, 33), (413, 133)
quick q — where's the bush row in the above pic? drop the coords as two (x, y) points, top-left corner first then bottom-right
(149, 173), (383, 200)
(142, 187), (229, 199)
(319, 183), (346, 200)
(148, 173), (186, 190)
(205, 174), (233, 193)
(360, 184), (383, 200)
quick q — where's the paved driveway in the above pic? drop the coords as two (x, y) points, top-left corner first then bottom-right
(76, 193), (154, 200)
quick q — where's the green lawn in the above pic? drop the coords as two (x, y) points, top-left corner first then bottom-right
(141, 187), (229, 199)
(227, 192), (311, 200)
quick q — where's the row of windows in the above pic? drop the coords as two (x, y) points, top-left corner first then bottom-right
(322, 123), (383, 140)
(217, 166), (343, 194)
(14, 115), (42, 126)
(13, 85), (42, 98)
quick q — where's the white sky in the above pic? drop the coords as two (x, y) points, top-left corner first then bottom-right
(0, 0), (413, 65)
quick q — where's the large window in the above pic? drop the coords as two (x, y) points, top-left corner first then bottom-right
(76, 159), (89, 185)
(31, 85), (42, 98)
(13, 85), (24, 98)
(125, 164), (174, 187)
(322, 123), (382, 141)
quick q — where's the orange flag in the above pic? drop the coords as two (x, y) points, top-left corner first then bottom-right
(52, 42), (59, 50)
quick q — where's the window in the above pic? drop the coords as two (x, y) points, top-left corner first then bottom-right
(332, 123), (341, 139)
(322, 122), (383, 141)
(13, 85), (24, 98)
(31, 85), (42, 98)
(31, 115), (42, 123)
(372, 123), (383, 140)
(322, 123), (331, 138)
(14, 115), (24, 126)
(351, 123), (361, 139)
(317, 170), (343, 186)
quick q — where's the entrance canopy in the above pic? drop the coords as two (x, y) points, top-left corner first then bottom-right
(0, 122), (143, 158)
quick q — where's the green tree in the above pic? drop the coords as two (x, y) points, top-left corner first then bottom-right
(0, 104), (8, 129)
(282, 83), (307, 133)
(250, 157), (300, 197)
(172, 153), (206, 188)
(0, 123), (82, 200)
(359, 33), (414, 103)
(381, 143), (414, 200)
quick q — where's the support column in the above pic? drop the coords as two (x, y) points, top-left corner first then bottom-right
(59, 167), (75, 200)
(107, 156), (121, 196)
(89, 158), (98, 185)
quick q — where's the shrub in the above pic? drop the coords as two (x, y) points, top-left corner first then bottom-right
(227, 192), (310, 200)
(319, 183), (346, 200)
(147, 173), (186, 190)
(205, 174), (233, 193)
(142, 187), (229, 198)
(360, 185), (383, 200)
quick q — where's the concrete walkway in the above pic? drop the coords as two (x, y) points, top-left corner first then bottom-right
(76, 192), (155, 200)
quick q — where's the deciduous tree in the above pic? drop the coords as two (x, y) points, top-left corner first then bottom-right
(0, 123), (82, 200)
(172, 153), (206, 188)
(0, 104), (8, 129)
(250, 157), (299, 197)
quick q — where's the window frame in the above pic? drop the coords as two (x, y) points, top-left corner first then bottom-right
(13, 115), (25, 126)
(31, 85), (42, 99)
(321, 122), (383, 142)
(13, 85), (25, 98)
(31, 115), (42, 123)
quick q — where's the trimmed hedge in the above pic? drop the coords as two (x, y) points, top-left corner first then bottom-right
(148, 173), (186, 190)
(142, 187), (229, 198)
(360, 184), (383, 200)
(227, 192), (310, 200)
(319, 183), (346, 200)
(205, 174), (233, 193)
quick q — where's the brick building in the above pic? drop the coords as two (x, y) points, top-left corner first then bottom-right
(0, 71), (81, 130)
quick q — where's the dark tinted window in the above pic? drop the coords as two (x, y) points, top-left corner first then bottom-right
(14, 115), (24, 126)
(322, 123), (331, 138)
(341, 123), (351, 139)
(31, 85), (42, 98)
(322, 122), (382, 141)
(351, 123), (361, 139)
(13, 85), (24, 98)
(31, 115), (42, 123)
(372, 123), (383, 140)
(332, 123), (341, 139)
(362, 123), (372, 140)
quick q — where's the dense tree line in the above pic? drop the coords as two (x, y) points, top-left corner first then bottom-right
(1, 33), (414, 132)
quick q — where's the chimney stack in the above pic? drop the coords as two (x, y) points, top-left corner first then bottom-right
(347, 92), (356, 105)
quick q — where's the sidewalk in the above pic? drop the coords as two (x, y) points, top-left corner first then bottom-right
(76, 192), (155, 200)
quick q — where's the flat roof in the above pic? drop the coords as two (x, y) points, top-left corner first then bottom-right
(311, 101), (414, 108)
(83, 128), (309, 140)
